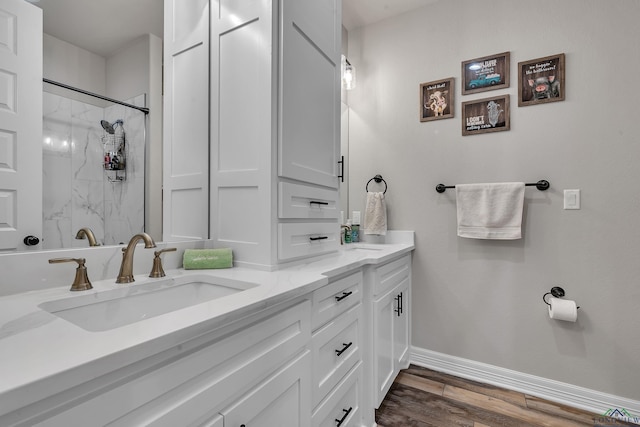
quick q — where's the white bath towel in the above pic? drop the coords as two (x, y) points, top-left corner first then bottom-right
(456, 182), (525, 239)
(364, 192), (387, 235)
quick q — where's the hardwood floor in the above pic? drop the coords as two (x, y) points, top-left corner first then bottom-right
(375, 365), (637, 427)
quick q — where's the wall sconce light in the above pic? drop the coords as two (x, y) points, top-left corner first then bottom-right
(342, 55), (356, 90)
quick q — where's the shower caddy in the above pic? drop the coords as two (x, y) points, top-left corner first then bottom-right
(101, 119), (126, 182)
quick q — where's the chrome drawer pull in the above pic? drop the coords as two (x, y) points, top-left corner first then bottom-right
(335, 342), (353, 357)
(335, 291), (353, 302)
(335, 407), (353, 426)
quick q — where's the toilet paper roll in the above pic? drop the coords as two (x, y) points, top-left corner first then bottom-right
(548, 296), (578, 322)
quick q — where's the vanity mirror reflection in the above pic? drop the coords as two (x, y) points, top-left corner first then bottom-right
(1, 0), (163, 253)
(3, 0), (352, 254)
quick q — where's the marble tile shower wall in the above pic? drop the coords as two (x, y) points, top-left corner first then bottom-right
(42, 93), (145, 249)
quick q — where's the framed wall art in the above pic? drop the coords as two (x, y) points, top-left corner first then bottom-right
(518, 53), (565, 106)
(461, 52), (510, 95)
(420, 77), (454, 122)
(461, 94), (510, 136)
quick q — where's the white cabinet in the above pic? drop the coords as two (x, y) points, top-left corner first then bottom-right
(312, 362), (362, 427)
(373, 275), (410, 407)
(209, 0), (342, 267)
(279, 0), (342, 189)
(162, 0), (210, 242)
(5, 300), (311, 427)
(364, 253), (412, 413)
(311, 271), (363, 426)
(221, 350), (311, 427)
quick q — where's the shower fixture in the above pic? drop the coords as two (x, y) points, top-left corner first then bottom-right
(100, 119), (123, 135)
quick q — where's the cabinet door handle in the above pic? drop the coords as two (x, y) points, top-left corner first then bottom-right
(335, 342), (353, 356)
(309, 236), (328, 241)
(335, 291), (353, 302)
(335, 406), (353, 426)
(338, 155), (344, 183)
(395, 292), (403, 317)
(309, 200), (329, 206)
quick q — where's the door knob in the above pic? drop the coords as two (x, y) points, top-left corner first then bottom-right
(23, 235), (40, 246)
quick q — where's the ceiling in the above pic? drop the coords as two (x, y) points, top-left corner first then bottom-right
(32, 0), (163, 58)
(31, 0), (432, 57)
(342, 0), (437, 31)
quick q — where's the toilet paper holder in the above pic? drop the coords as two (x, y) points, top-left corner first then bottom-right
(543, 286), (580, 309)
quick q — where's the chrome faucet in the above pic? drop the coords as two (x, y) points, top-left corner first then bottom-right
(116, 233), (156, 283)
(75, 227), (100, 246)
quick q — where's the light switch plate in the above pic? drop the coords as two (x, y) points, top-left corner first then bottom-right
(564, 189), (580, 210)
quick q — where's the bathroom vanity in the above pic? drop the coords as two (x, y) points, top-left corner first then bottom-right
(0, 234), (413, 427)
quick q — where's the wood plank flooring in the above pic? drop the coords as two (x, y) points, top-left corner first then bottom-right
(375, 365), (637, 427)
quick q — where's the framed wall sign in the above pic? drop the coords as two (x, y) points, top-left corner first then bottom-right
(420, 77), (454, 122)
(518, 53), (565, 106)
(461, 52), (510, 95)
(461, 94), (510, 136)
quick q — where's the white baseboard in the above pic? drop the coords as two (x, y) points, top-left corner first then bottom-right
(410, 346), (640, 421)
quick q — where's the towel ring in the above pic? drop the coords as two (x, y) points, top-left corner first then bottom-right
(366, 174), (387, 194)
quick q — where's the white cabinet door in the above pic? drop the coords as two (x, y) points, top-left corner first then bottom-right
(221, 350), (312, 427)
(0, 0), (42, 251)
(372, 287), (396, 407)
(162, 0), (210, 242)
(372, 276), (410, 408)
(393, 278), (410, 370)
(279, 0), (341, 189)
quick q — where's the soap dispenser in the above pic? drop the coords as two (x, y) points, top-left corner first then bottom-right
(344, 219), (352, 243)
(351, 211), (361, 243)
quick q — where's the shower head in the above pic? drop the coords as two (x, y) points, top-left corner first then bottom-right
(101, 120), (115, 134)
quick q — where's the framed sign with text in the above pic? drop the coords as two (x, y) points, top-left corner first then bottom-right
(420, 77), (454, 122)
(461, 95), (510, 136)
(461, 52), (510, 95)
(518, 53), (565, 106)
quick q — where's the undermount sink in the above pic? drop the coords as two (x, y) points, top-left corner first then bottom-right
(342, 243), (384, 251)
(38, 275), (258, 332)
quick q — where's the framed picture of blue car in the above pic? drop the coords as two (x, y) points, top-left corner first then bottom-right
(461, 51), (510, 95)
(518, 53), (565, 106)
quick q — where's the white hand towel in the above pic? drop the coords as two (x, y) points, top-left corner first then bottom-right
(364, 192), (387, 235)
(456, 182), (525, 239)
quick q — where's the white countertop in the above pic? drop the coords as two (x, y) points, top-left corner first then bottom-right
(0, 238), (413, 416)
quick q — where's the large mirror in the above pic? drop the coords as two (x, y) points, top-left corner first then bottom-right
(13, 0), (354, 254)
(26, 0), (164, 251)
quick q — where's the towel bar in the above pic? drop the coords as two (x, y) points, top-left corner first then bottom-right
(366, 174), (388, 194)
(435, 180), (549, 193)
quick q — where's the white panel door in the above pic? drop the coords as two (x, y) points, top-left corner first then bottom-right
(162, 0), (210, 242)
(221, 351), (312, 427)
(372, 287), (395, 408)
(0, 0), (42, 252)
(393, 278), (410, 371)
(279, 0), (341, 189)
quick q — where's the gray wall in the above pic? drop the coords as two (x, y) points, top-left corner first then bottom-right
(347, 0), (640, 400)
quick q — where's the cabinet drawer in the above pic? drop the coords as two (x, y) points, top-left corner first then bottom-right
(279, 222), (339, 261)
(312, 362), (362, 427)
(32, 300), (311, 427)
(373, 253), (411, 297)
(279, 182), (340, 219)
(311, 303), (361, 407)
(312, 270), (362, 330)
